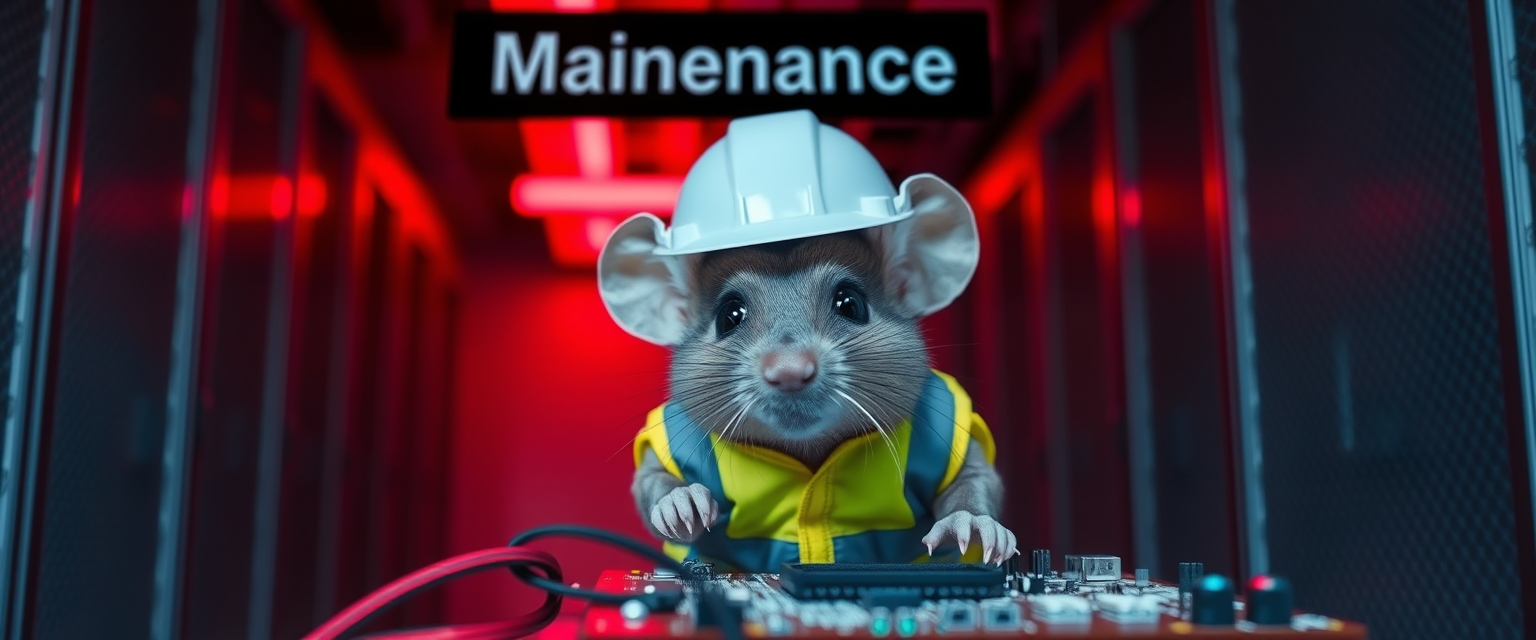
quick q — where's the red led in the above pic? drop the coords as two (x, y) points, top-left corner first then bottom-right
(1250, 575), (1275, 591)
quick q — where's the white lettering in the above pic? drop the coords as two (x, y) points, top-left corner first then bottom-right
(773, 46), (815, 95)
(492, 32), (557, 95)
(867, 46), (910, 95)
(632, 47), (676, 95)
(680, 47), (722, 95)
(819, 46), (864, 94)
(912, 46), (955, 95)
(609, 31), (627, 94)
(726, 47), (769, 95)
(562, 46), (604, 95)
(488, 33), (961, 99)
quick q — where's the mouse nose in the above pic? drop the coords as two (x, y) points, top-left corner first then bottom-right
(762, 349), (818, 392)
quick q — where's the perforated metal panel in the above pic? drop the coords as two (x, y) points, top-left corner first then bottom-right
(0, 0), (46, 442)
(1230, 1), (1524, 637)
(1512, 0), (1536, 140)
(28, 0), (203, 637)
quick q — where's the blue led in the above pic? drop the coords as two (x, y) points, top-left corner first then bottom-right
(1200, 574), (1232, 591)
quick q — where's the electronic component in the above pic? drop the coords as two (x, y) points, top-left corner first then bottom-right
(1063, 554), (1120, 582)
(1178, 562), (1204, 604)
(869, 606), (892, 637)
(1191, 573), (1237, 625)
(893, 606), (918, 637)
(938, 602), (976, 632)
(1097, 593), (1160, 624)
(1135, 568), (1149, 587)
(1029, 549), (1051, 577)
(981, 601), (1022, 631)
(1248, 575), (1295, 625)
(777, 563), (1005, 601)
(683, 559), (718, 581)
(860, 587), (923, 609)
(1028, 594), (1090, 623)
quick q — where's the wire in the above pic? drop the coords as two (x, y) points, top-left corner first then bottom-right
(303, 547), (561, 640)
(504, 524), (691, 607)
(503, 525), (744, 640)
(305, 524), (745, 640)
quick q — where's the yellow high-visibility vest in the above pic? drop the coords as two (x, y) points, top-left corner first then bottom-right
(633, 369), (995, 572)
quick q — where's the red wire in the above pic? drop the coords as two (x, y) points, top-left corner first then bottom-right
(304, 547), (564, 640)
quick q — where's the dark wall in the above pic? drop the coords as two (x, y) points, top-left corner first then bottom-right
(181, 0), (294, 636)
(1230, 0), (1523, 637)
(29, 0), (204, 636)
(1120, 0), (1237, 582)
(0, 1), (461, 638)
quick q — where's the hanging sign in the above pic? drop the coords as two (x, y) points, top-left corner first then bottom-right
(448, 11), (992, 118)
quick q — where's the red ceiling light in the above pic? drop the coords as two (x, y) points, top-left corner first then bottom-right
(208, 173), (326, 220)
(512, 175), (684, 216)
(573, 118), (615, 177)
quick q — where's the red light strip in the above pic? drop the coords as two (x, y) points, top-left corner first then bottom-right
(494, 0), (729, 267)
(209, 173), (327, 220)
(512, 175), (683, 216)
(573, 118), (614, 177)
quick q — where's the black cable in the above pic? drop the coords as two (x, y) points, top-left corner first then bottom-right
(506, 524), (689, 607)
(505, 524), (745, 640)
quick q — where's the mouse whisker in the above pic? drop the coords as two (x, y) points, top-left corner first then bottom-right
(673, 396), (750, 471)
(846, 380), (966, 471)
(718, 397), (755, 489)
(834, 387), (904, 483)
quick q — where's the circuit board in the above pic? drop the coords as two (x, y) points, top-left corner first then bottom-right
(578, 568), (1367, 639)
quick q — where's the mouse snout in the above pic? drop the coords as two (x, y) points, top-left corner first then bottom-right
(761, 349), (818, 392)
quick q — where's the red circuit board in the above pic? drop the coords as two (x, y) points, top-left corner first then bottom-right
(578, 570), (1368, 639)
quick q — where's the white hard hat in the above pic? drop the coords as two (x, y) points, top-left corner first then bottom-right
(598, 109), (980, 346)
(653, 109), (911, 255)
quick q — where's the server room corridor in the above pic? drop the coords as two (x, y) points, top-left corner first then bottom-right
(2, 1), (1536, 639)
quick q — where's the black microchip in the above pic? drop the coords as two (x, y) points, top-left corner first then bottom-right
(778, 563), (1006, 601)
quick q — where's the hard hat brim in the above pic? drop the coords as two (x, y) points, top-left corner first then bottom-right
(650, 208), (916, 256)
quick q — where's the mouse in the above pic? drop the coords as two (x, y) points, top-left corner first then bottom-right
(597, 110), (1013, 572)
(600, 183), (1016, 572)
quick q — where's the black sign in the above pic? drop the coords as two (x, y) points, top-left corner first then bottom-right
(448, 11), (991, 118)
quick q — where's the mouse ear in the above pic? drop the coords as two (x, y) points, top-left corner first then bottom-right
(597, 213), (692, 346)
(877, 174), (980, 317)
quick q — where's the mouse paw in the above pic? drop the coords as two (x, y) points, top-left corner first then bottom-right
(649, 483), (718, 543)
(921, 511), (1019, 565)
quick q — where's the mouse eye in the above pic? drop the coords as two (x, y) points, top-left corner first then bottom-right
(832, 285), (869, 324)
(715, 296), (747, 338)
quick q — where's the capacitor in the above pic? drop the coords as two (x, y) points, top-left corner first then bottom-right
(1030, 549), (1051, 577)
(1134, 568), (1149, 588)
(1190, 574), (1236, 625)
(1178, 562), (1204, 596)
(1246, 575), (1294, 625)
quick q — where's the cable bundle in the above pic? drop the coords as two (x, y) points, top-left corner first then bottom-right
(304, 525), (738, 640)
